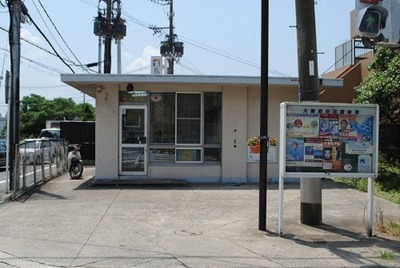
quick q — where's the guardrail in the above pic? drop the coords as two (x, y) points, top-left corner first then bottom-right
(12, 139), (68, 199)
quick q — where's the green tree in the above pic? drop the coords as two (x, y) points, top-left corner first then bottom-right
(19, 94), (95, 138)
(355, 47), (400, 124)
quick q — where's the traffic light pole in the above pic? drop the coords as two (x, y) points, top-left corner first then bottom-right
(295, 0), (322, 225)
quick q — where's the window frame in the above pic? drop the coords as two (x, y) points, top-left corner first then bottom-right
(175, 92), (203, 147)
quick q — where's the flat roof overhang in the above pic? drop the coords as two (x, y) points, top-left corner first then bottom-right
(60, 74), (344, 98)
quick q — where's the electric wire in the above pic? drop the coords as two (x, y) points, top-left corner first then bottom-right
(177, 57), (203, 75)
(0, 47), (66, 75)
(77, 0), (97, 8)
(33, 0), (91, 73)
(0, 42), (7, 88)
(0, 26), (71, 66)
(124, 12), (292, 77)
(24, 11), (75, 73)
(30, 0), (72, 63)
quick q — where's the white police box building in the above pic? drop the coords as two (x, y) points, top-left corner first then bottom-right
(61, 74), (342, 183)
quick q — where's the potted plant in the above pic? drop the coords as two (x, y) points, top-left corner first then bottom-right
(248, 137), (261, 154)
(269, 137), (277, 146)
(248, 136), (278, 154)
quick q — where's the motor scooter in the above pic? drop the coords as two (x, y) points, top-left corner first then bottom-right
(67, 144), (83, 179)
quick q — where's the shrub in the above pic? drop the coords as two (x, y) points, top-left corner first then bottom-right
(377, 154), (400, 191)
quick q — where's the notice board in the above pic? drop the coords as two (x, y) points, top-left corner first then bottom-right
(279, 102), (379, 178)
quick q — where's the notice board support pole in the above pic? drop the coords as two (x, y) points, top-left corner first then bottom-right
(278, 175), (284, 236)
(367, 177), (374, 237)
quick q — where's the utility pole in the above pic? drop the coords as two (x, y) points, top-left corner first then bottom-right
(8, 0), (24, 191)
(295, 0), (321, 225)
(258, 0), (269, 231)
(157, 0), (183, 74)
(94, 0), (126, 74)
(104, 0), (112, 74)
(167, 0), (174, 74)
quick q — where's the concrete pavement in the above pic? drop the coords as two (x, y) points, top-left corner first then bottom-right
(0, 166), (398, 267)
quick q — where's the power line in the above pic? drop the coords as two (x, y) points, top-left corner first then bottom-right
(123, 10), (292, 77)
(24, 11), (75, 73)
(0, 47), (66, 75)
(0, 25), (92, 72)
(32, 0), (90, 73)
(31, 0), (71, 62)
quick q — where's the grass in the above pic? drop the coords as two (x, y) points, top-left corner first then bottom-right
(335, 178), (400, 238)
(380, 250), (395, 261)
(375, 186), (400, 205)
(335, 178), (400, 205)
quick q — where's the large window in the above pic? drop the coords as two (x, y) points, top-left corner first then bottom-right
(149, 92), (221, 163)
(177, 93), (201, 145)
(149, 93), (175, 144)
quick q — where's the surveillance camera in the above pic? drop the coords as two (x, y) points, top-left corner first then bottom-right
(96, 86), (102, 93)
(127, 83), (134, 92)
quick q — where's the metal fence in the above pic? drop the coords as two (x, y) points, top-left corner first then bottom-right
(12, 139), (68, 199)
(334, 39), (373, 70)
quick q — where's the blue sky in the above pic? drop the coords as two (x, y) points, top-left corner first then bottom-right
(0, 0), (354, 116)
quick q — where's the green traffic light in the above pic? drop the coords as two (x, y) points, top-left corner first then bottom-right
(359, 10), (381, 34)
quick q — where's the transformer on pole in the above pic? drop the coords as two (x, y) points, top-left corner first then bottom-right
(152, 0), (184, 74)
(93, 0), (126, 74)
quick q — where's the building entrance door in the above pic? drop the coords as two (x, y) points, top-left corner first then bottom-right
(119, 105), (147, 175)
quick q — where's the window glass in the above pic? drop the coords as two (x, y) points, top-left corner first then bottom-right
(149, 93), (175, 144)
(204, 93), (222, 162)
(148, 92), (221, 163)
(121, 147), (145, 172)
(176, 148), (201, 162)
(204, 148), (221, 162)
(177, 94), (201, 118)
(204, 93), (222, 144)
(149, 148), (175, 162)
(121, 109), (145, 144)
(176, 93), (201, 144)
(177, 119), (201, 144)
(119, 91), (148, 104)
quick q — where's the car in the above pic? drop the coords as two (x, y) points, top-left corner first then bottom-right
(0, 139), (7, 168)
(38, 128), (60, 139)
(19, 139), (56, 165)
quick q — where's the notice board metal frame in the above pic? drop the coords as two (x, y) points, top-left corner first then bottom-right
(278, 102), (379, 237)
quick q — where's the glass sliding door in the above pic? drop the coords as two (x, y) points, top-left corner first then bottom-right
(120, 105), (147, 175)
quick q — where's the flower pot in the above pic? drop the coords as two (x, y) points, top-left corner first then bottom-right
(250, 145), (261, 154)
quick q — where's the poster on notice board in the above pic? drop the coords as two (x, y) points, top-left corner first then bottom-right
(280, 102), (379, 178)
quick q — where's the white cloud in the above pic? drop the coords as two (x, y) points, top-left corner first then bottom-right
(20, 28), (46, 61)
(125, 45), (160, 73)
(20, 28), (41, 44)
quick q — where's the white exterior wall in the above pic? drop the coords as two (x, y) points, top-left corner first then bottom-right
(246, 87), (298, 183)
(221, 86), (248, 183)
(148, 165), (222, 183)
(95, 86), (119, 179)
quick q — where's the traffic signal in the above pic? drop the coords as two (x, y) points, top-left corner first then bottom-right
(355, 0), (388, 39)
